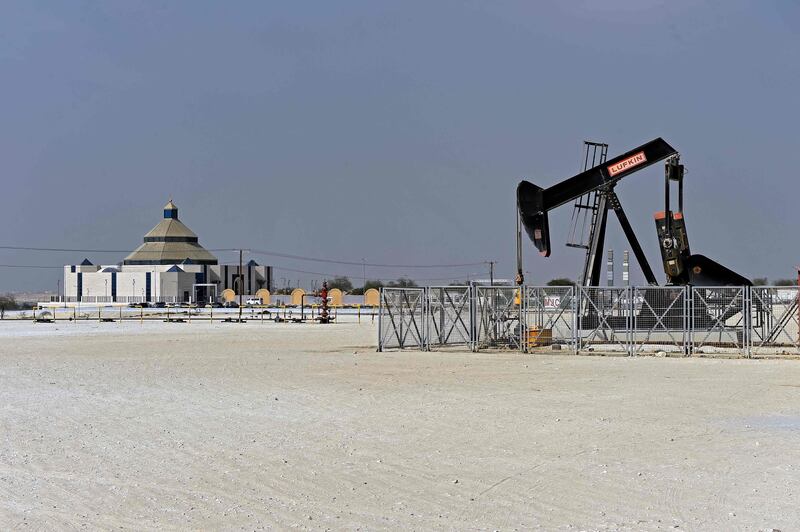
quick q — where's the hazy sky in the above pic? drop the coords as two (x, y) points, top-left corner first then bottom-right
(2, 1), (799, 291)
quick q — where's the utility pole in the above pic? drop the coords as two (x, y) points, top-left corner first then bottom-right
(362, 258), (366, 290)
(488, 261), (495, 286)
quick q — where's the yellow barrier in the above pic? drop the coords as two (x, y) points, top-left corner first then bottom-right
(527, 327), (552, 347)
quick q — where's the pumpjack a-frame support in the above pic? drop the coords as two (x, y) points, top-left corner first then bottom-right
(579, 186), (658, 286)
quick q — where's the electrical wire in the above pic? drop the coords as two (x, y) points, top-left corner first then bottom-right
(271, 265), (481, 283)
(0, 245), (488, 269)
(0, 264), (63, 269)
(0, 245), (237, 253)
(0, 263), (483, 282)
(246, 249), (488, 269)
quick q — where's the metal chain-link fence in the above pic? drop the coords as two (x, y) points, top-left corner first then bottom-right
(522, 286), (576, 351)
(750, 287), (799, 356)
(378, 285), (800, 357)
(577, 287), (633, 354)
(378, 288), (426, 350)
(474, 286), (522, 351)
(427, 286), (472, 350)
(690, 286), (749, 355)
(632, 286), (688, 355)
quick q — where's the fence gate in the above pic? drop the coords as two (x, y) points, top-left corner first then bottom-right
(474, 286), (522, 351)
(632, 286), (688, 355)
(750, 286), (800, 356)
(427, 286), (472, 349)
(378, 288), (426, 351)
(578, 287), (633, 354)
(690, 286), (749, 356)
(522, 286), (576, 352)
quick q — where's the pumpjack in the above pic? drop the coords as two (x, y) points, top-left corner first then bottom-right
(516, 138), (751, 287)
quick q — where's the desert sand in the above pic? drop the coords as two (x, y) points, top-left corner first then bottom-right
(0, 318), (797, 530)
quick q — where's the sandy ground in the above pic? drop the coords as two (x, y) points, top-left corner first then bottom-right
(0, 319), (798, 530)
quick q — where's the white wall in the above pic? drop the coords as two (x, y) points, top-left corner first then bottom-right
(63, 263), (269, 302)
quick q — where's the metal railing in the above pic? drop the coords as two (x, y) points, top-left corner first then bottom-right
(474, 286), (522, 351)
(427, 286), (472, 350)
(378, 285), (800, 357)
(378, 287), (426, 350)
(522, 286), (577, 351)
(750, 287), (799, 356)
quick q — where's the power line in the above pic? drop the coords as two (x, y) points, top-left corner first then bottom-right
(0, 245), (237, 253)
(0, 244), (488, 269)
(272, 266), (480, 282)
(249, 248), (488, 268)
(0, 264), (63, 269)
(0, 262), (481, 282)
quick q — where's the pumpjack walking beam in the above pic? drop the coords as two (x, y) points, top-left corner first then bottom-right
(518, 138), (675, 285)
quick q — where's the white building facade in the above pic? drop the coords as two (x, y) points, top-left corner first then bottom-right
(63, 201), (271, 303)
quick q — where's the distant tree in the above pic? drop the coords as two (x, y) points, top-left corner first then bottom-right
(275, 286), (296, 295)
(387, 277), (417, 288)
(773, 278), (797, 286)
(752, 277), (768, 286)
(326, 276), (353, 292)
(349, 279), (384, 295)
(546, 278), (574, 286)
(0, 294), (22, 316)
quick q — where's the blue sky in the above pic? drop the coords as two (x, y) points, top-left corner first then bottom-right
(2, 1), (799, 290)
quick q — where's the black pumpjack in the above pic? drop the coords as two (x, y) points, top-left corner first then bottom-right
(516, 138), (751, 288)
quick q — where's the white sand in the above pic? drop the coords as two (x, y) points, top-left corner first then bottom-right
(1, 319), (798, 530)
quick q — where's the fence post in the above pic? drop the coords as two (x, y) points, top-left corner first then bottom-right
(629, 287), (635, 356)
(744, 285), (752, 358)
(621, 288), (626, 356)
(377, 288), (383, 352)
(470, 285), (477, 352)
(681, 286), (688, 356)
(572, 287), (578, 353)
(398, 292), (404, 349)
(687, 286), (693, 356)
(424, 287), (430, 351)
(519, 285), (525, 354)
(575, 286), (582, 354)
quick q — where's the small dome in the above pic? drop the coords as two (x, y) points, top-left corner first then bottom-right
(124, 200), (217, 266)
